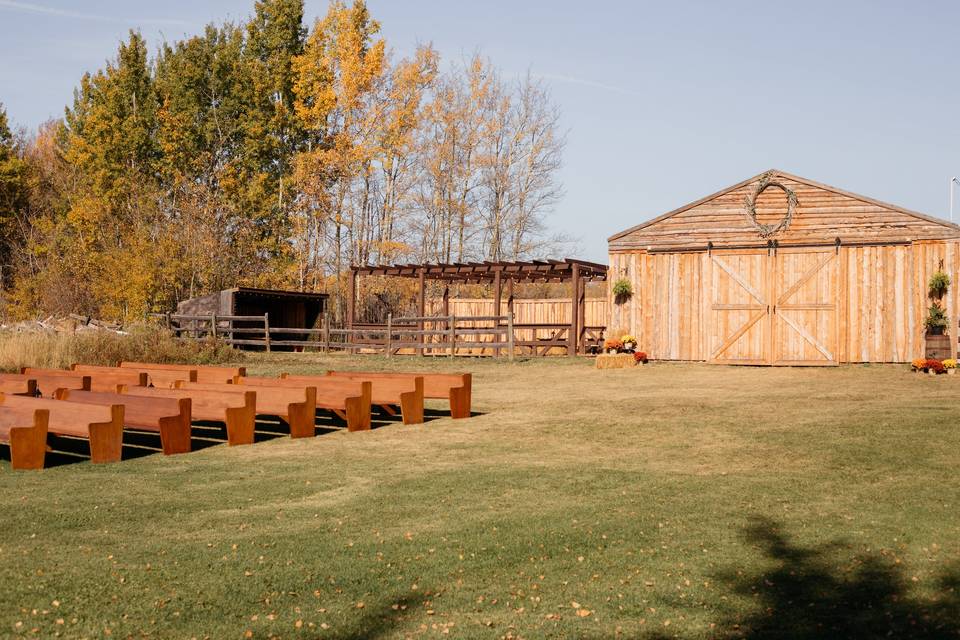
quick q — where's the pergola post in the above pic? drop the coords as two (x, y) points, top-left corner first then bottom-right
(506, 277), (514, 320)
(577, 275), (586, 354)
(493, 270), (502, 357)
(347, 268), (356, 330)
(418, 266), (426, 356)
(442, 284), (451, 352)
(569, 262), (581, 356)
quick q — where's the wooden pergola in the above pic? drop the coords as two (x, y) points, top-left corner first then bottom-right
(348, 258), (608, 355)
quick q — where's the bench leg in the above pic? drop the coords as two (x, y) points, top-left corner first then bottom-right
(400, 377), (425, 425)
(448, 387), (471, 419)
(224, 406), (256, 445)
(286, 400), (316, 439)
(88, 413), (124, 464)
(343, 398), (368, 431)
(158, 414), (192, 455)
(9, 424), (48, 470)
(378, 404), (398, 416)
(399, 393), (424, 425)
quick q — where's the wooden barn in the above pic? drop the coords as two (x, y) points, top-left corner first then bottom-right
(607, 169), (960, 365)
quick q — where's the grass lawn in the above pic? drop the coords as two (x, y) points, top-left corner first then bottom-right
(1, 356), (959, 638)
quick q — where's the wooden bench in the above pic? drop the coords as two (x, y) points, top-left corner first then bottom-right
(327, 371), (472, 419)
(0, 377), (38, 397)
(278, 374), (424, 425)
(120, 362), (244, 384)
(119, 386), (256, 446)
(114, 365), (197, 388)
(55, 389), (192, 455)
(69, 364), (149, 391)
(174, 382), (317, 438)
(0, 372), (90, 398)
(22, 366), (146, 394)
(0, 407), (48, 469)
(234, 377), (372, 432)
(0, 394), (124, 463)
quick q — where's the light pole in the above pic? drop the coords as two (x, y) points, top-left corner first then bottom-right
(952, 177), (960, 222)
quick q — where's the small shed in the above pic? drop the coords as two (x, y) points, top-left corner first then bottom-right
(607, 169), (960, 365)
(177, 287), (328, 350)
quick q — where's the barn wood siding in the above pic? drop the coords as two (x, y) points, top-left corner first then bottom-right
(610, 174), (958, 251)
(611, 240), (960, 363)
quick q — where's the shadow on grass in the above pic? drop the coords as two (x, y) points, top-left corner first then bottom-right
(704, 516), (960, 639)
(324, 593), (428, 640)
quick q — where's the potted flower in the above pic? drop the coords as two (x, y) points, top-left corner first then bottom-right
(604, 338), (623, 354)
(911, 358), (927, 373)
(633, 351), (648, 365)
(926, 358), (946, 375)
(925, 269), (951, 336)
(926, 303), (948, 336)
(621, 334), (637, 352)
(944, 358), (957, 375)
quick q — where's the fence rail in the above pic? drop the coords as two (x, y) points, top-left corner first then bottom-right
(151, 312), (519, 359)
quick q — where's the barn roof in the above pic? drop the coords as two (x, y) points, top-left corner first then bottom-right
(608, 169), (960, 249)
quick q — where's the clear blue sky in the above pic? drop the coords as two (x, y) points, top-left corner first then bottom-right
(1, 0), (959, 261)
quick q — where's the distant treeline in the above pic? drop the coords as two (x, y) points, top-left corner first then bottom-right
(0, 0), (567, 322)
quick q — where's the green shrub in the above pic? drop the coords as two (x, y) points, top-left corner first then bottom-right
(925, 303), (948, 331)
(929, 270), (951, 299)
(0, 324), (238, 372)
(612, 278), (633, 301)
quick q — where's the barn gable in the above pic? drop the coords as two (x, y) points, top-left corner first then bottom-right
(609, 170), (960, 251)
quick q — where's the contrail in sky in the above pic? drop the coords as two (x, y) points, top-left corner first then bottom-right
(0, 0), (194, 26)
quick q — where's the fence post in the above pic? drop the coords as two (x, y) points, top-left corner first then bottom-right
(263, 313), (271, 352)
(211, 313), (218, 340)
(448, 315), (456, 358)
(507, 312), (515, 362)
(323, 312), (330, 353)
(386, 313), (393, 358)
(165, 312), (172, 331)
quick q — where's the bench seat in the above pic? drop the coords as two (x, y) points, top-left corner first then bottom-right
(279, 374), (424, 425)
(0, 372), (90, 398)
(0, 394), (124, 463)
(234, 377), (372, 431)
(327, 371), (471, 418)
(120, 362), (244, 384)
(119, 386), (256, 446)
(174, 382), (317, 438)
(55, 389), (192, 455)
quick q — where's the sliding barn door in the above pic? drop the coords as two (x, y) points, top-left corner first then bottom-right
(771, 248), (839, 365)
(708, 248), (839, 366)
(708, 250), (770, 364)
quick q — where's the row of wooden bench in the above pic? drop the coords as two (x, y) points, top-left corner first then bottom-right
(0, 362), (472, 470)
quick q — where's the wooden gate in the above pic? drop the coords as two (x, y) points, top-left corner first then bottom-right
(709, 250), (771, 364)
(771, 248), (838, 365)
(708, 247), (838, 365)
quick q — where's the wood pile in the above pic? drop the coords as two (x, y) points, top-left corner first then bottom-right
(0, 315), (126, 335)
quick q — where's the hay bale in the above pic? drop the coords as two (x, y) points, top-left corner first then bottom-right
(595, 353), (637, 369)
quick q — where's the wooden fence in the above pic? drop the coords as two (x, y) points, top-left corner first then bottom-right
(426, 297), (608, 355)
(427, 297), (608, 326)
(157, 312), (516, 359)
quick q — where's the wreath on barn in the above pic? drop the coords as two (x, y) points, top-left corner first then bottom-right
(743, 172), (798, 238)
